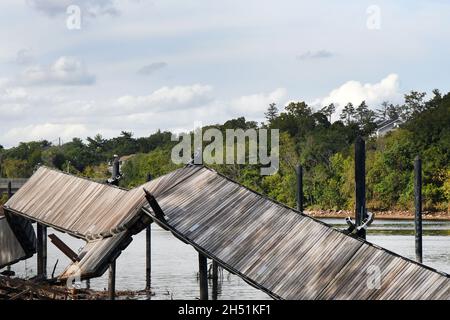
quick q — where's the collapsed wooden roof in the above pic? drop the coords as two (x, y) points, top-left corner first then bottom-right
(3, 166), (152, 279)
(140, 165), (450, 300)
(2, 165), (450, 299)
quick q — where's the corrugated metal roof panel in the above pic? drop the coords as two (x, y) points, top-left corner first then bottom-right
(142, 165), (450, 300)
(2, 165), (449, 299)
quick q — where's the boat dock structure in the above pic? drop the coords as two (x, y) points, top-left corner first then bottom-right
(1, 163), (449, 300)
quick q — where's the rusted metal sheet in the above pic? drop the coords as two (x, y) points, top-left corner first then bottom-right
(141, 165), (450, 300)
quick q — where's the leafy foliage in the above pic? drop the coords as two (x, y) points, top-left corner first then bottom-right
(1, 90), (448, 213)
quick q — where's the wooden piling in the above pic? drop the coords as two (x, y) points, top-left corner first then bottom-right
(296, 165), (303, 212)
(7, 181), (12, 273)
(108, 260), (116, 300)
(198, 253), (208, 300)
(145, 226), (151, 292)
(212, 260), (219, 300)
(7, 181), (12, 198)
(36, 223), (47, 278)
(145, 173), (152, 292)
(355, 136), (367, 239)
(414, 156), (423, 263)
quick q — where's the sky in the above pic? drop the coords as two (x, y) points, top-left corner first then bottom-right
(0, 0), (449, 147)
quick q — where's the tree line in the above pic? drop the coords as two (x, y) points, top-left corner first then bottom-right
(1, 89), (449, 213)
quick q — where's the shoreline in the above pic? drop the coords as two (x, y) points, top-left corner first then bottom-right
(305, 210), (450, 221)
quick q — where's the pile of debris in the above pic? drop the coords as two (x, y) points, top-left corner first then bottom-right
(0, 276), (152, 300)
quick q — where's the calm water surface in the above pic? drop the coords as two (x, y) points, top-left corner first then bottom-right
(4, 218), (449, 300)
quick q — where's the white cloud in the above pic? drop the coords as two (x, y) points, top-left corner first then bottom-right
(20, 56), (95, 86)
(297, 50), (334, 60)
(0, 83), (288, 147)
(230, 88), (287, 119)
(318, 74), (402, 121)
(27, 0), (119, 17)
(137, 62), (168, 75)
(2, 123), (89, 146)
(16, 48), (34, 65)
(115, 84), (213, 113)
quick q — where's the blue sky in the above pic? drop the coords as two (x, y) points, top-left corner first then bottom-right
(1, 0), (449, 147)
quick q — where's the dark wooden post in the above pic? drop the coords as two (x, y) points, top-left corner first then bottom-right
(355, 136), (367, 239)
(108, 260), (116, 300)
(414, 156), (423, 263)
(145, 173), (152, 292)
(212, 260), (219, 300)
(7, 180), (12, 198)
(296, 165), (303, 212)
(198, 253), (208, 300)
(111, 155), (120, 186)
(7, 181), (12, 273)
(36, 223), (47, 278)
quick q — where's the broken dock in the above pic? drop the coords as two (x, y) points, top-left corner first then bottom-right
(1, 165), (449, 300)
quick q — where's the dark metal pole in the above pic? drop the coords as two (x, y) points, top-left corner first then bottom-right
(36, 223), (47, 278)
(414, 156), (423, 263)
(108, 260), (116, 300)
(198, 253), (208, 300)
(296, 165), (303, 212)
(145, 173), (152, 292)
(212, 260), (219, 300)
(355, 136), (367, 239)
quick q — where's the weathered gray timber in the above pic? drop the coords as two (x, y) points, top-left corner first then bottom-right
(414, 156), (423, 263)
(2, 165), (449, 300)
(3, 166), (151, 280)
(141, 165), (450, 300)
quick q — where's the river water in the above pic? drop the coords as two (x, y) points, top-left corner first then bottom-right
(4, 218), (449, 300)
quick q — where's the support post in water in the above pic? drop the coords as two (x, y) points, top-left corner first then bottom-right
(7, 181), (12, 273)
(145, 173), (152, 292)
(296, 164), (303, 212)
(355, 136), (367, 239)
(414, 156), (423, 263)
(108, 260), (116, 300)
(7, 181), (12, 198)
(198, 252), (208, 300)
(212, 260), (219, 300)
(36, 223), (47, 278)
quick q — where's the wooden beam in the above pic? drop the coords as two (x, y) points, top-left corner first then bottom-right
(7, 182), (12, 274)
(108, 260), (116, 300)
(212, 260), (219, 300)
(48, 233), (80, 262)
(145, 225), (151, 292)
(145, 174), (152, 292)
(143, 188), (165, 220)
(355, 136), (367, 239)
(198, 253), (208, 300)
(296, 165), (303, 212)
(7, 181), (12, 198)
(414, 156), (423, 263)
(36, 223), (47, 278)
